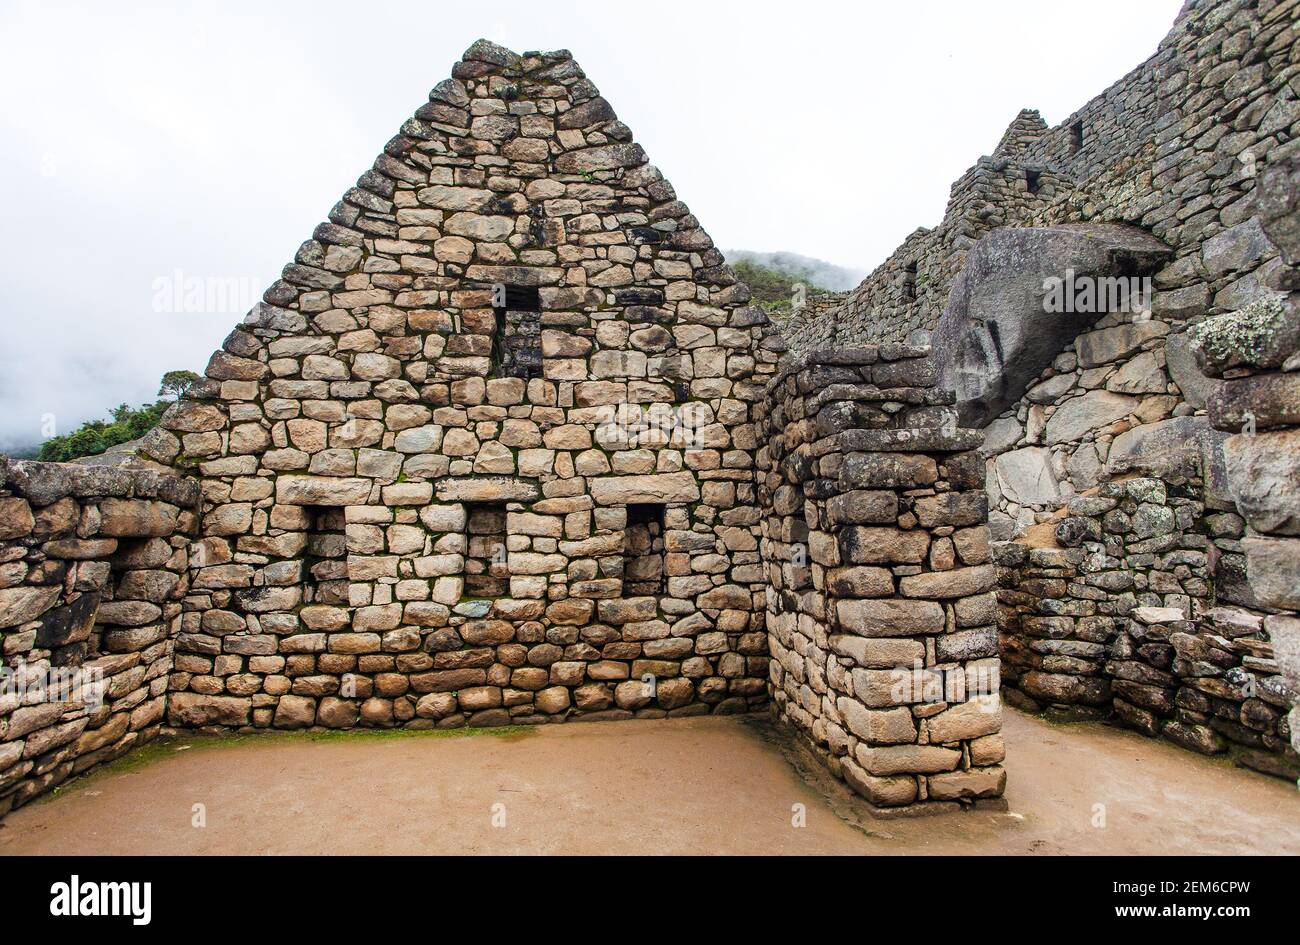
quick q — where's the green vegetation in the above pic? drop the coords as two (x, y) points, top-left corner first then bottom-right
(732, 259), (834, 315)
(36, 370), (199, 462)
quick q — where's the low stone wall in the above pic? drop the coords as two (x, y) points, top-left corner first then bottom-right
(759, 345), (1005, 814)
(0, 459), (199, 814)
(996, 476), (1299, 780)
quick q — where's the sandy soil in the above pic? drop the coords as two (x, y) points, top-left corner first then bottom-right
(2, 709), (1297, 855)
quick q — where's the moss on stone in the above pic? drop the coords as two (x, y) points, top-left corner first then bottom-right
(1188, 296), (1286, 368)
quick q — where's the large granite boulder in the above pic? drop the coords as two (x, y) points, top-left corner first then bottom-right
(933, 223), (1172, 425)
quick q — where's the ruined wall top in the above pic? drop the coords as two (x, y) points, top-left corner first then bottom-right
(784, 0), (1296, 354)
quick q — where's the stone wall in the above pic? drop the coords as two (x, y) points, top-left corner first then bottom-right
(128, 41), (777, 733)
(795, 0), (1297, 357)
(995, 472), (1298, 780)
(779, 0), (1300, 774)
(0, 459), (198, 813)
(788, 0), (1298, 560)
(4, 1), (1297, 818)
(1203, 152), (1300, 761)
(759, 344), (1005, 813)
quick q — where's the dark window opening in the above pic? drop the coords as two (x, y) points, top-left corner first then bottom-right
(491, 283), (542, 380)
(623, 503), (666, 596)
(1026, 168), (1041, 193)
(1069, 120), (1084, 153)
(902, 261), (917, 302)
(305, 507), (348, 604)
(465, 502), (509, 597)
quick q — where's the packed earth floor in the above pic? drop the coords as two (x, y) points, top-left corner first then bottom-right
(2, 709), (1297, 856)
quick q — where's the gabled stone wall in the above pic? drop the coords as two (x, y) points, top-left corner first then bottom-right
(759, 345), (1004, 813)
(130, 41), (777, 733)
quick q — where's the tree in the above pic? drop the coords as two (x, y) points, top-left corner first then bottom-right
(36, 369), (195, 462)
(158, 370), (200, 401)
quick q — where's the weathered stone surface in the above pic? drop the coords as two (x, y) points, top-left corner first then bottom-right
(0, 497), (34, 539)
(900, 565), (996, 599)
(927, 765), (1006, 800)
(1105, 416), (1225, 480)
(1208, 372), (1300, 432)
(994, 447), (1058, 505)
(856, 743), (961, 776)
(926, 697), (1002, 743)
(841, 759), (917, 807)
(837, 599), (945, 636)
(1019, 671), (1110, 706)
(1044, 391), (1136, 445)
(435, 477), (541, 503)
(838, 527), (929, 565)
(838, 699), (916, 745)
(1202, 218), (1271, 278)
(168, 693), (251, 727)
(276, 476), (373, 506)
(1076, 321), (1170, 368)
(1241, 537), (1300, 610)
(97, 498), (179, 537)
(0, 586), (61, 629)
(1223, 430), (1300, 535)
(840, 453), (937, 489)
(589, 472), (700, 506)
(932, 224), (1171, 425)
(273, 695), (317, 729)
(826, 567), (893, 598)
(1190, 297), (1300, 376)
(34, 593), (99, 648)
(1163, 332), (1216, 409)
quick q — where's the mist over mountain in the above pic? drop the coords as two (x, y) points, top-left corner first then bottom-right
(722, 249), (865, 292)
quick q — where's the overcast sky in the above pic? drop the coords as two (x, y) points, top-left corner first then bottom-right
(0, 0), (1185, 452)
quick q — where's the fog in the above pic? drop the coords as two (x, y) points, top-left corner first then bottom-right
(0, 0), (1183, 453)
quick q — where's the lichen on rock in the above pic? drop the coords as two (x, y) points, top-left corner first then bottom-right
(1188, 295), (1290, 376)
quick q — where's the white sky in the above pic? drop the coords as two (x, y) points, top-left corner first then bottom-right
(0, 0), (1185, 452)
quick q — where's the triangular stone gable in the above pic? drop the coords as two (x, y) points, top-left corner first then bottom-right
(146, 39), (763, 469)
(143, 39), (776, 729)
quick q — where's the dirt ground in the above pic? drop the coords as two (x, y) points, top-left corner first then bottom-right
(2, 708), (1297, 855)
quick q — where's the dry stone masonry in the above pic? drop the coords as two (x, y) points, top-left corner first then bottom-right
(144, 41), (776, 736)
(0, 459), (198, 814)
(760, 346), (1004, 813)
(787, 0), (1300, 782)
(3, 0), (1300, 817)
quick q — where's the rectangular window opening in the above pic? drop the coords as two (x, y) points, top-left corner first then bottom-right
(902, 261), (918, 302)
(623, 503), (666, 597)
(492, 282), (542, 380)
(464, 502), (509, 597)
(305, 506), (348, 604)
(1026, 168), (1042, 193)
(1069, 120), (1084, 153)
